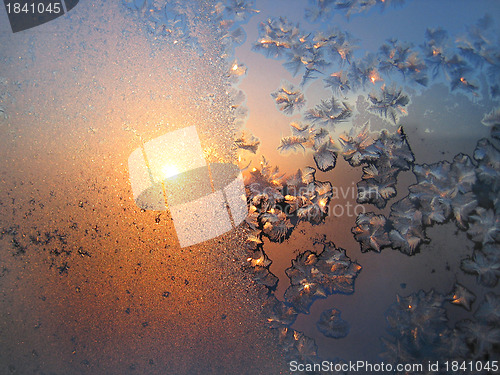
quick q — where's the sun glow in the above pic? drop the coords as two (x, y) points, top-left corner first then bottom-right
(162, 165), (180, 179)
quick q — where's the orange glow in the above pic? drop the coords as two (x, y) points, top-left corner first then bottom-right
(369, 70), (382, 84)
(338, 49), (347, 60)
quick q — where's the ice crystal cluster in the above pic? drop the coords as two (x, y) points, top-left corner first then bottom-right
(241, 158), (360, 363)
(316, 308), (350, 339)
(305, 0), (407, 21)
(347, 125), (414, 209)
(229, 1), (500, 367)
(234, 131), (260, 153)
(254, 14), (500, 99)
(367, 85), (410, 125)
(284, 242), (362, 313)
(381, 289), (500, 368)
(254, 240), (359, 364)
(122, 0), (197, 48)
(280, 122), (414, 209)
(277, 89), (413, 174)
(245, 161), (333, 244)
(271, 81), (306, 115)
(351, 123), (500, 260)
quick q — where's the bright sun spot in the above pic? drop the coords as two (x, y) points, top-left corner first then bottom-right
(162, 165), (179, 179)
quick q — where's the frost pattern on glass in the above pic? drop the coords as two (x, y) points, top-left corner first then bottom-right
(446, 282), (476, 311)
(284, 242), (362, 313)
(271, 81), (306, 115)
(316, 308), (350, 339)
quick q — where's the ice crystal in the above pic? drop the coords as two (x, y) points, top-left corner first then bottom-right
(456, 319), (500, 358)
(473, 138), (500, 192)
(306, 0), (405, 20)
(228, 59), (247, 79)
(253, 17), (304, 58)
(290, 121), (312, 138)
(351, 212), (391, 253)
(338, 123), (379, 166)
(357, 178), (396, 208)
(373, 127), (415, 171)
(304, 97), (352, 129)
(296, 179), (333, 224)
(449, 154), (477, 194)
(305, 0), (336, 22)
(450, 70), (479, 94)
(408, 154), (477, 229)
(220, 26), (246, 47)
(284, 242), (361, 313)
(422, 28), (458, 77)
(122, 0), (196, 46)
(277, 327), (318, 363)
(409, 162), (454, 225)
(313, 29), (358, 65)
(387, 290), (447, 344)
(277, 136), (308, 154)
(323, 71), (351, 97)
(234, 131), (260, 153)
(389, 198), (428, 255)
(367, 85), (409, 125)
(353, 127), (414, 208)
(451, 192), (478, 230)
(261, 209), (294, 241)
(271, 81), (306, 115)
(316, 308), (350, 339)
(313, 139), (339, 172)
(380, 290), (457, 365)
(378, 38), (428, 86)
(222, 0), (259, 22)
(467, 207), (500, 245)
(446, 282), (476, 311)
(378, 38), (412, 75)
(246, 162), (333, 244)
(252, 266), (279, 289)
(457, 15), (495, 66)
(421, 27), (479, 94)
(285, 47), (330, 86)
(474, 292), (500, 325)
(457, 15), (500, 97)
(262, 295), (298, 328)
(246, 247), (272, 268)
(460, 247), (500, 287)
(348, 53), (380, 90)
(481, 107), (500, 127)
